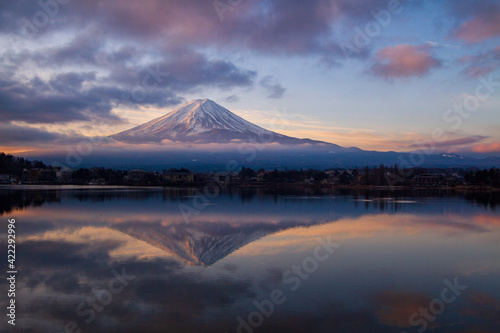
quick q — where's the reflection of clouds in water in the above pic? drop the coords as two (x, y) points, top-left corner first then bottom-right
(373, 289), (434, 329)
(7, 237), (497, 333)
(23, 226), (173, 260)
(18, 209), (499, 268)
(474, 215), (500, 226)
(247, 213), (494, 257)
(2, 188), (500, 332)
(4, 237), (254, 333)
(371, 288), (500, 332)
(461, 292), (500, 326)
(4, 235), (378, 333)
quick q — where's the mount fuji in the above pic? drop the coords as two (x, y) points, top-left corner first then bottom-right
(111, 221), (274, 267)
(110, 99), (332, 145)
(71, 98), (500, 170)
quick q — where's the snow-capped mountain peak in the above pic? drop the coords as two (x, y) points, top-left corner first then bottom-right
(148, 99), (270, 135)
(110, 99), (331, 145)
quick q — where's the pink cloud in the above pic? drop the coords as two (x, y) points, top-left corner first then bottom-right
(37, 0), (387, 60)
(472, 142), (500, 153)
(370, 44), (441, 79)
(453, 11), (500, 43)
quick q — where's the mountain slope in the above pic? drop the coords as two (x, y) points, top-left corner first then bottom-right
(110, 99), (335, 145)
(100, 98), (500, 170)
(111, 221), (274, 266)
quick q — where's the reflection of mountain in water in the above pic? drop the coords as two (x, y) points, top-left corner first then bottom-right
(112, 221), (280, 266)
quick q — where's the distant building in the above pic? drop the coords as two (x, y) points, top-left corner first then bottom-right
(23, 168), (42, 182)
(256, 172), (265, 182)
(414, 174), (444, 186)
(39, 169), (57, 181)
(304, 177), (315, 184)
(53, 167), (62, 179)
(61, 170), (72, 182)
(163, 170), (194, 183)
(0, 174), (11, 183)
(125, 170), (148, 182)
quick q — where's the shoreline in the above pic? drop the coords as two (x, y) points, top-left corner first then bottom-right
(2, 183), (499, 192)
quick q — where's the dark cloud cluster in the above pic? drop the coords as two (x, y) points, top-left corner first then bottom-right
(0, 122), (62, 142)
(1, 0), (498, 135)
(260, 75), (286, 99)
(0, 46), (256, 125)
(0, 74), (122, 123)
(457, 46), (500, 79)
(224, 94), (240, 103)
(0, 1), (269, 128)
(3, 0), (393, 57)
(0, 0), (461, 129)
(0, 122), (114, 147)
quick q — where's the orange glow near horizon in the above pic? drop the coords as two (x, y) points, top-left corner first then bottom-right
(0, 147), (36, 155)
(1, 105), (499, 155)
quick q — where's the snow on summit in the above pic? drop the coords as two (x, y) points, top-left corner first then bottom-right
(110, 99), (329, 145)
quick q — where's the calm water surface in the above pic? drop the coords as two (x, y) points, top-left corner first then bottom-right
(1, 186), (499, 333)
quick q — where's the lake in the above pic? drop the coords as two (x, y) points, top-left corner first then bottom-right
(1, 185), (500, 333)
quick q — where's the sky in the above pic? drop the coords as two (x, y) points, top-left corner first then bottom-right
(0, 0), (499, 157)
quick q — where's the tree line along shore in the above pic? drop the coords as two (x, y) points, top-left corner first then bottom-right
(1, 152), (499, 190)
